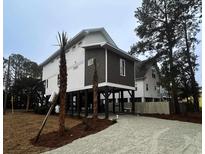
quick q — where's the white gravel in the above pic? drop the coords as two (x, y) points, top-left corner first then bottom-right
(43, 115), (202, 154)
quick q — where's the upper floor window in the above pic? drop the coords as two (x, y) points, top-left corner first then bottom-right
(146, 84), (148, 91)
(135, 82), (137, 91)
(45, 79), (48, 88)
(120, 59), (126, 76)
(57, 74), (60, 86)
(152, 67), (156, 78)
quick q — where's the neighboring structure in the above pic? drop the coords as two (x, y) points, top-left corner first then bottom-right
(124, 61), (162, 103)
(40, 28), (136, 118)
(102, 60), (168, 113)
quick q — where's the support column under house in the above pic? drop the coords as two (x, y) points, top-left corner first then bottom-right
(112, 91), (115, 114)
(84, 90), (88, 117)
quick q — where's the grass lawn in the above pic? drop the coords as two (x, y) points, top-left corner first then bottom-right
(3, 111), (81, 154)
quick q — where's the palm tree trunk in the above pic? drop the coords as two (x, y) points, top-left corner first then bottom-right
(93, 59), (98, 119)
(58, 32), (68, 136)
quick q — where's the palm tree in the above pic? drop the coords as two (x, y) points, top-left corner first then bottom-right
(92, 59), (98, 119)
(57, 32), (68, 136)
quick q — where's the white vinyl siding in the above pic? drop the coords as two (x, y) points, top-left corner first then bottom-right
(120, 59), (126, 76)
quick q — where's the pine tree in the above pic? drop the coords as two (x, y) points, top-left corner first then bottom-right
(131, 0), (201, 113)
(175, 0), (201, 112)
(131, 0), (181, 113)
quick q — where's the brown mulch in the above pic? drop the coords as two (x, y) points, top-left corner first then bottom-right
(31, 118), (114, 148)
(140, 112), (202, 124)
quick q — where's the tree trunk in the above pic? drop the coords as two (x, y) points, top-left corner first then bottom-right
(3, 93), (8, 115)
(164, 3), (179, 113)
(183, 22), (200, 112)
(169, 48), (180, 114)
(58, 32), (68, 136)
(4, 56), (11, 114)
(93, 59), (98, 119)
(26, 95), (30, 112)
(77, 92), (80, 117)
(11, 95), (14, 114)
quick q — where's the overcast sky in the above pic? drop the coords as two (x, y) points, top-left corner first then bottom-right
(3, 0), (201, 85)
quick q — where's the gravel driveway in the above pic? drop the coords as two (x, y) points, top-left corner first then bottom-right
(43, 115), (202, 154)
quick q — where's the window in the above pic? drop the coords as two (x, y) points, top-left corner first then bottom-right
(46, 79), (48, 88)
(146, 84), (148, 91)
(120, 59), (126, 76)
(135, 83), (137, 91)
(154, 86), (157, 90)
(57, 74), (60, 86)
(152, 67), (156, 78)
(88, 58), (94, 66)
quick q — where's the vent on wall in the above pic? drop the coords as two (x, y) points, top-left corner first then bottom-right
(88, 58), (94, 66)
(78, 41), (82, 46)
(73, 61), (78, 69)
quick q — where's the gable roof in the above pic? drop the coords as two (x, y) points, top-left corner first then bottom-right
(82, 42), (138, 61)
(40, 27), (117, 67)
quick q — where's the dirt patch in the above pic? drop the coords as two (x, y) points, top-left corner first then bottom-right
(3, 111), (81, 154)
(31, 118), (114, 148)
(140, 112), (202, 124)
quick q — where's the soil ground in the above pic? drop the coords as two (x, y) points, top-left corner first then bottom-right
(3, 111), (81, 154)
(140, 112), (202, 124)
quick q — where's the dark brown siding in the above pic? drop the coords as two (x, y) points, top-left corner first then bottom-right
(85, 48), (105, 86)
(107, 50), (134, 87)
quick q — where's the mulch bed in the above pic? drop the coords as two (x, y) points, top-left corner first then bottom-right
(31, 118), (114, 148)
(140, 112), (202, 124)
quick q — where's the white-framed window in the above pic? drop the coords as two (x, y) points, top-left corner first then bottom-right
(152, 67), (156, 78)
(88, 58), (94, 66)
(45, 79), (48, 88)
(57, 74), (60, 86)
(120, 59), (126, 76)
(146, 84), (148, 91)
(135, 82), (137, 91)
